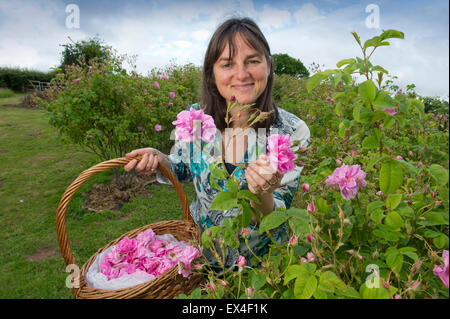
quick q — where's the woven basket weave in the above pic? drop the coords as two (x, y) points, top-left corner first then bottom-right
(56, 156), (204, 299)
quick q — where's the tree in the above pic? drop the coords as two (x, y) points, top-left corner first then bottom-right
(272, 53), (310, 78)
(59, 35), (112, 72)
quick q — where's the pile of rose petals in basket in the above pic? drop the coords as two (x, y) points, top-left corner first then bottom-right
(100, 228), (201, 280)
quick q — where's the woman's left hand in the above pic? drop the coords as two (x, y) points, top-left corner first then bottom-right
(245, 154), (283, 196)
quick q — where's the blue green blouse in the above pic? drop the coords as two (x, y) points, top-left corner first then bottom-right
(156, 103), (310, 268)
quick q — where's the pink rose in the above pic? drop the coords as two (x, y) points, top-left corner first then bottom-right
(384, 108), (397, 116)
(307, 201), (315, 213)
(325, 164), (367, 201)
(302, 183), (310, 193)
(267, 134), (296, 174)
(307, 252), (316, 262)
(236, 256), (246, 268)
(172, 107), (216, 143)
(155, 124), (162, 132)
(288, 235), (298, 247)
(433, 250), (449, 288)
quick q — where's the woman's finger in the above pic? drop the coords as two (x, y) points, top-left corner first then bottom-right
(245, 169), (260, 194)
(145, 152), (154, 172)
(124, 159), (137, 172)
(150, 154), (159, 172)
(136, 152), (149, 171)
(248, 165), (268, 188)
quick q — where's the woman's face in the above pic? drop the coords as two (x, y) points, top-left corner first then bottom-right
(213, 33), (270, 106)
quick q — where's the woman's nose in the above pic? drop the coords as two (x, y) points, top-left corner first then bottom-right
(235, 63), (250, 81)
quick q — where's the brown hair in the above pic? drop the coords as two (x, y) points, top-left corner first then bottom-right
(201, 17), (279, 132)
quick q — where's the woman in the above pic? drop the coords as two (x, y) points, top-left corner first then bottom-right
(125, 17), (310, 268)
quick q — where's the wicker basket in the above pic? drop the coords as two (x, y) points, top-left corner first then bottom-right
(56, 156), (204, 299)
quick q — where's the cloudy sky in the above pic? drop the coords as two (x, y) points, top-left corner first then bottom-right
(0, 0), (448, 99)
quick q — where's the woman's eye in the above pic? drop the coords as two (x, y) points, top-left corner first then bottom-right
(249, 60), (260, 64)
(223, 63), (231, 68)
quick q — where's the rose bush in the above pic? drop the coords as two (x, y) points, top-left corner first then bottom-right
(179, 29), (449, 299)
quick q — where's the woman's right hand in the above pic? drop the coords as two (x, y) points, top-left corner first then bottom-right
(124, 147), (160, 175)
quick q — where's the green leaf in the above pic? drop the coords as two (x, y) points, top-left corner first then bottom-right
(250, 270), (267, 290)
(284, 265), (304, 285)
(385, 249), (404, 273)
(259, 209), (290, 233)
(210, 164), (228, 180)
(373, 91), (394, 109)
(433, 234), (449, 249)
(351, 32), (362, 46)
(359, 80), (377, 103)
(299, 276), (317, 299)
(337, 58), (355, 68)
(417, 212), (448, 226)
(359, 278), (391, 299)
(371, 65), (389, 74)
(225, 178), (239, 193)
(383, 116), (396, 129)
(363, 36), (381, 50)
(385, 194), (402, 210)
(427, 164), (449, 186)
(362, 135), (379, 149)
(240, 200), (253, 228)
(367, 200), (385, 212)
(307, 72), (328, 92)
(385, 211), (404, 230)
(379, 160), (404, 194)
(338, 286), (361, 299)
(237, 190), (260, 203)
(410, 99), (425, 119)
(223, 227), (239, 249)
(287, 207), (310, 236)
(201, 230), (212, 249)
(210, 191), (237, 210)
(352, 103), (362, 122)
(380, 29), (405, 40)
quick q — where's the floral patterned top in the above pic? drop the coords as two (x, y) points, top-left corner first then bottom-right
(156, 103), (310, 268)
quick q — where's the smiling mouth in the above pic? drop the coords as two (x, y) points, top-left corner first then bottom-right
(232, 83), (254, 91)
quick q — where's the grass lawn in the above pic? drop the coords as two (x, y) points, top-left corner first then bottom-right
(0, 92), (27, 106)
(0, 105), (196, 298)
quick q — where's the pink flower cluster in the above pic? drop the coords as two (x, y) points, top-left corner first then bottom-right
(172, 107), (216, 143)
(99, 229), (200, 280)
(325, 164), (367, 201)
(433, 250), (449, 288)
(267, 134), (296, 174)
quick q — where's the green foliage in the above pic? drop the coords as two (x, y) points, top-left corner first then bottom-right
(0, 66), (57, 92)
(59, 36), (113, 72)
(272, 53), (309, 78)
(41, 54), (202, 164)
(186, 28), (449, 300)
(422, 96), (449, 114)
(0, 88), (14, 98)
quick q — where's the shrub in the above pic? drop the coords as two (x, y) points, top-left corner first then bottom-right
(272, 53), (310, 79)
(0, 67), (57, 92)
(180, 29), (449, 300)
(41, 55), (202, 165)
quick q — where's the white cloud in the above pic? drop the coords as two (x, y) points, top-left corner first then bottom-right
(259, 4), (291, 31)
(191, 29), (211, 41)
(293, 3), (326, 23)
(173, 40), (193, 49)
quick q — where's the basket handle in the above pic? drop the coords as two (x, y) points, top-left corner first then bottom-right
(56, 156), (193, 267)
